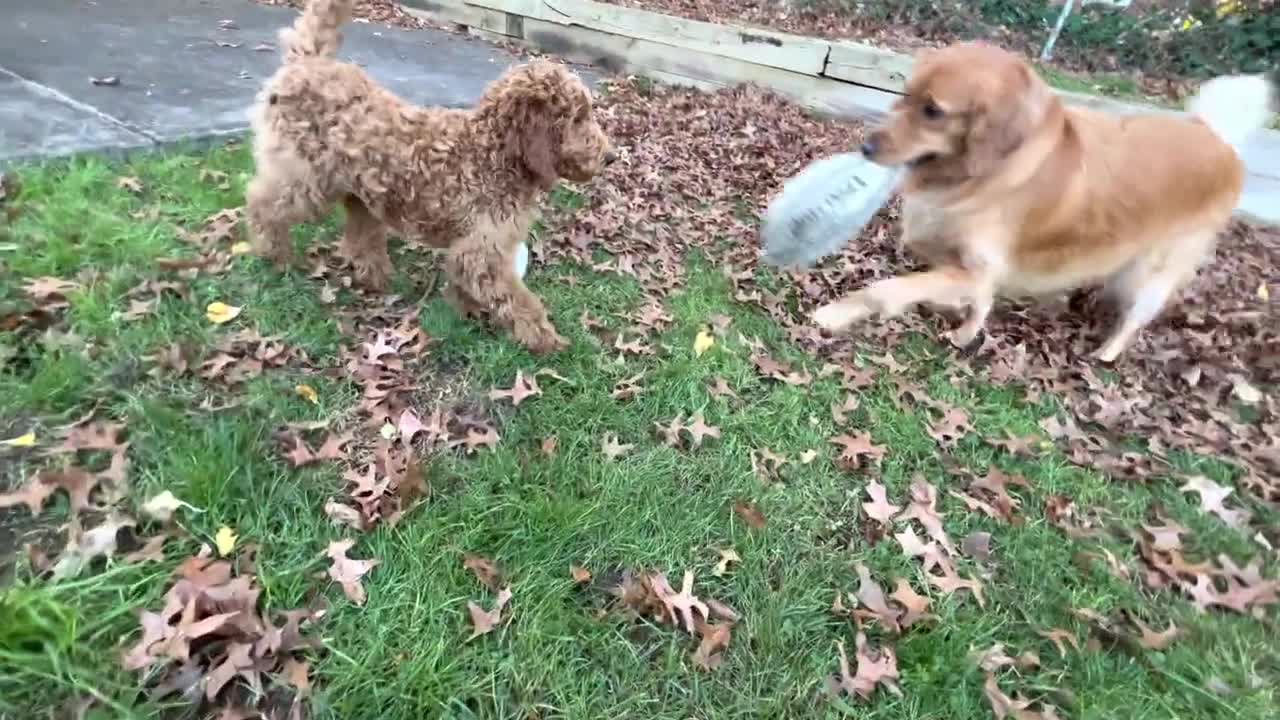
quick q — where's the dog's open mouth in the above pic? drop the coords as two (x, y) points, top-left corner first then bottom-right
(906, 153), (939, 168)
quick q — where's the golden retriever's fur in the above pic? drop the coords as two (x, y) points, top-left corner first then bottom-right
(247, 0), (613, 354)
(813, 42), (1273, 361)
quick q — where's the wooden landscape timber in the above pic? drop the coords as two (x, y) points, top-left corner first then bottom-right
(399, 0), (1178, 121)
(400, 0), (901, 118)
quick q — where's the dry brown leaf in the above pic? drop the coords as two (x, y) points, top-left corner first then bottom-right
(461, 425), (499, 453)
(929, 567), (986, 608)
(488, 370), (542, 407)
(397, 409), (426, 444)
(970, 643), (1016, 672)
(541, 435), (558, 457)
(897, 477), (956, 555)
(654, 415), (685, 447)
(830, 632), (902, 700)
(733, 500), (766, 530)
(830, 431), (887, 468)
(861, 481), (900, 524)
(685, 411), (721, 448)
(651, 570), (709, 634)
(467, 587), (513, 640)
(570, 564), (592, 584)
(123, 533), (171, 565)
(1142, 520), (1187, 552)
(692, 618), (733, 671)
(926, 406), (973, 448)
(463, 553), (502, 591)
(283, 657), (310, 696)
(1130, 616), (1180, 650)
(601, 433), (633, 460)
(323, 500), (365, 531)
(1179, 475), (1251, 529)
(890, 578), (933, 628)
(854, 563), (901, 633)
(830, 394), (860, 425)
(612, 372), (646, 401)
(703, 544), (739, 576)
(0, 475), (60, 515)
(707, 376), (739, 401)
(1038, 628), (1080, 658)
(984, 673), (1061, 719)
(326, 539), (379, 606)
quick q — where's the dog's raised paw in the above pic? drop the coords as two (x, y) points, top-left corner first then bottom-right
(812, 299), (871, 332)
(944, 326), (982, 349)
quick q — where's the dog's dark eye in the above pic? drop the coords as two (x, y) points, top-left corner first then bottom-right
(922, 101), (943, 120)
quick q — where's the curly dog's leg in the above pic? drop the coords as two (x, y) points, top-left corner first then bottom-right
(444, 227), (566, 355)
(339, 196), (393, 291)
(245, 171), (328, 267)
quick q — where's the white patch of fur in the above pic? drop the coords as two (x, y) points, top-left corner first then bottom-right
(1187, 74), (1275, 151)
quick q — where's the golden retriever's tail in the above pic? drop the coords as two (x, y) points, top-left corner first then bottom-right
(279, 0), (355, 63)
(1187, 74), (1276, 152)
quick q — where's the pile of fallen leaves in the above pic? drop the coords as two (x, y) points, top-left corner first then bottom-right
(600, 0), (1199, 102)
(550, 75), (1279, 504)
(122, 546), (322, 718)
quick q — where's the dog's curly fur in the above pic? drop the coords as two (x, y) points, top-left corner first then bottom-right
(247, 0), (613, 353)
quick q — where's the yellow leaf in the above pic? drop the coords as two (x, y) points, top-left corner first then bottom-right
(295, 384), (319, 404)
(1258, 283), (1270, 301)
(1, 431), (36, 447)
(693, 330), (715, 357)
(230, 241), (252, 256)
(206, 301), (242, 325)
(379, 422), (396, 440)
(214, 526), (237, 556)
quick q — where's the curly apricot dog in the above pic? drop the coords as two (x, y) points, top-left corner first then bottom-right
(247, 0), (615, 354)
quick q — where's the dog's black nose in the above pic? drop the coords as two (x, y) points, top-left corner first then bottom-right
(860, 139), (879, 159)
(603, 150), (618, 166)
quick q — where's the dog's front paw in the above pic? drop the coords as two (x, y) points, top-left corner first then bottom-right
(252, 241), (295, 269)
(523, 329), (569, 355)
(352, 257), (393, 293)
(812, 297), (873, 332)
(511, 313), (569, 354)
(944, 325), (982, 349)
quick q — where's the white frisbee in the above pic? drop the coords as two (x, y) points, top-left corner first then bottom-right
(760, 152), (899, 269)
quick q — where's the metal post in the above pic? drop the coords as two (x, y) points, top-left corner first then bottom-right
(1040, 0), (1077, 62)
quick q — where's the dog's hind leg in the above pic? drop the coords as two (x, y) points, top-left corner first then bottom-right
(339, 196), (393, 291)
(1092, 229), (1216, 363)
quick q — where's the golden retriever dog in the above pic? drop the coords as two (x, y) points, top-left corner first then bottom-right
(812, 42), (1274, 362)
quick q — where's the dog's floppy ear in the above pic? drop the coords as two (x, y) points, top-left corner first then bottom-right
(507, 102), (559, 188)
(963, 63), (1042, 177)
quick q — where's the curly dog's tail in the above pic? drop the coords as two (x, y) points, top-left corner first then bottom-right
(279, 0), (355, 63)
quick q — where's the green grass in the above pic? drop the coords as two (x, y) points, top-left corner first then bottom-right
(1, 144), (1277, 719)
